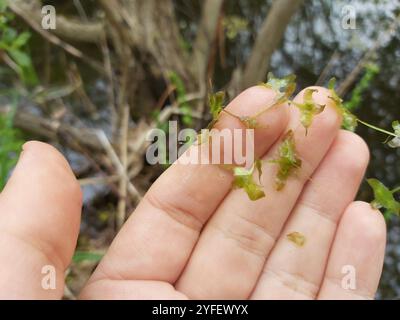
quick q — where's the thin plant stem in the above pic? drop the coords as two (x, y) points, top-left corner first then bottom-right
(391, 186), (400, 194)
(357, 119), (397, 138)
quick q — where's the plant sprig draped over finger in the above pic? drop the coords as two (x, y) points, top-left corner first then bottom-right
(388, 121), (400, 148)
(328, 78), (358, 131)
(367, 179), (400, 218)
(202, 74), (399, 211)
(291, 88), (325, 134)
(270, 130), (302, 191)
(260, 72), (297, 105)
(232, 159), (265, 201)
(208, 91), (225, 127)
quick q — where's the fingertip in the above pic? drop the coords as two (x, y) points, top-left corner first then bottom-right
(225, 85), (290, 122)
(345, 201), (387, 245)
(330, 130), (370, 175)
(22, 141), (74, 172)
(0, 140), (82, 265)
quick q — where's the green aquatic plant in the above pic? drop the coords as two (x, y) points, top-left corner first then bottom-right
(270, 130), (302, 191)
(367, 179), (400, 219)
(292, 88), (325, 134)
(388, 121), (400, 148)
(232, 161), (265, 201)
(209, 91), (225, 125)
(202, 74), (399, 213)
(286, 231), (306, 247)
(260, 72), (297, 105)
(72, 251), (104, 264)
(328, 78), (358, 131)
(343, 63), (380, 112)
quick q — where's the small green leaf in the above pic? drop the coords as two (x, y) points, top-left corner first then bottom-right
(286, 231), (306, 247)
(260, 73), (296, 105)
(341, 108), (358, 131)
(12, 32), (30, 49)
(232, 161), (265, 201)
(388, 121), (400, 148)
(209, 91), (225, 120)
(292, 89), (325, 134)
(367, 178), (400, 216)
(328, 78), (358, 131)
(72, 251), (104, 264)
(238, 116), (259, 129)
(270, 130), (302, 190)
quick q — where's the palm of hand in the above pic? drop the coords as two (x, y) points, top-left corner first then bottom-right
(0, 86), (385, 300)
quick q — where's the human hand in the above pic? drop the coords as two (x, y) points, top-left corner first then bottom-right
(0, 86), (386, 299)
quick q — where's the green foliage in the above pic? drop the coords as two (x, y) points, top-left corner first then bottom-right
(328, 78), (358, 131)
(292, 88), (325, 134)
(367, 179), (400, 218)
(0, 107), (24, 190)
(223, 16), (248, 40)
(343, 63), (380, 112)
(72, 251), (104, 264)
(232, 160), (265, 201)
(168, 72), (192, 126)
(0, 3), (37, 85)
(209, 91), (225, 123)
(388, 121), (400, 148)
(270, 130), (302, 190)
(202, 74), (399, 212)
(261, 72), (297, 105)
(195, 91), (226, 145)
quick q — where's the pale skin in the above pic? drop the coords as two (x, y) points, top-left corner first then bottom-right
(0, 86), (386, 299)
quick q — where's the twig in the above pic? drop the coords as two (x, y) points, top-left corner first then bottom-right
(99, 32), (118, 137)
(117, 104), (130, 230)
(315, 50), (340, 86)
(95, 130), (142, 203)
(78, 175), (119, 186)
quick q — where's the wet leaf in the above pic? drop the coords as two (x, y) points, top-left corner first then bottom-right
(255, 158), (263, 183)
(328, 78), (358, 131)
(261, 73), (296, 105)
(232, 161), (265, 201)
(270, 130), (302, 190)
(197, 92), (226, 145)
(367, 178), (400, 216)
(209, 91), (225, 120)
(341, 108), (358, 132)
(286, 232), (306, 247)
(292, 89), (325, 134)
(239, 116), (260, 129)
(388, 121), (400, 148)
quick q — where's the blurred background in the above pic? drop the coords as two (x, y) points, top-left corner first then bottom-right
(0, 0), (399, 299)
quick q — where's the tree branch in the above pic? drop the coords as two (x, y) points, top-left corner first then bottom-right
(241, 0), (304, 90)
(192, 0), (224, 86)
(9, 0), (104, 43)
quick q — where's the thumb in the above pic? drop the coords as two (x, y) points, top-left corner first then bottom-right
(0, 141), (82, 299)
